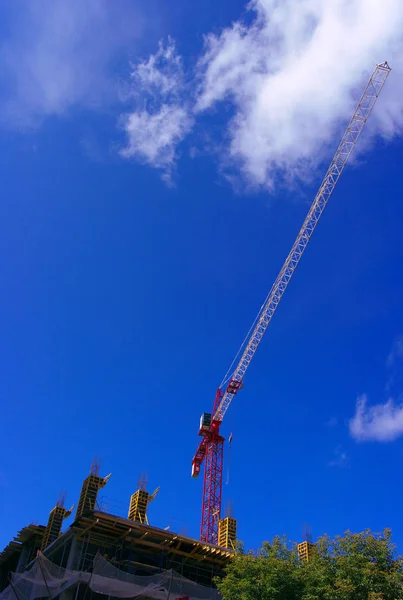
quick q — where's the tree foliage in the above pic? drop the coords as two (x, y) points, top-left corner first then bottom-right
(216, 529), (403, 600)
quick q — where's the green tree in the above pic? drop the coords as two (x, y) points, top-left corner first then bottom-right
(215, 536), (302, 600)
(216, 530), (403, 600)
(302, 529), (403, 600)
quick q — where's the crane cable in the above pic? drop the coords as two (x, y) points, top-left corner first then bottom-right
(226, 433), (233, 485)
(219, 307), (263, 389)
(220, 274), (284, 389)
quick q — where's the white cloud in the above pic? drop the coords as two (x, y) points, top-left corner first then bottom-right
(120, 39), (193, 181)
(121, 106), (192, 180)
(349, 394), (403, 442)
(0, 0), (144, 126)
(195, 0), (403, 187)
(3, 0), (403, 186)
(133, 39), (185, 98)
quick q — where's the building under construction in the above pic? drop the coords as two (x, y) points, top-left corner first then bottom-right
(0, 463), (234, 600)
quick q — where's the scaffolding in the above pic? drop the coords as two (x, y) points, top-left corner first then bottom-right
(1, 510), (232, 597)
(0, 462), (232, 597)
(70, 511), (232, 586)
(0, 549), (221, 600)
(0, 525), (45, 590)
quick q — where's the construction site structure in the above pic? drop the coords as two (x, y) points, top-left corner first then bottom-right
(41, 494), (74, 550)
(0, 513), (227, 599)
(0, 525), (45, 589)
(0, 464), (231, 600)
(76, 460), (111, 519)
(191, 61), (391, 545)
(298, 541), (316, 562)
(218, 517), (236, 550)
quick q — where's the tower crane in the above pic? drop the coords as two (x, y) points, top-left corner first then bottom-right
(191, 62), (391, 546)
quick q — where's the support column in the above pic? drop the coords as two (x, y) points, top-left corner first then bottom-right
(66, 538), (83, 571)
(16, 543), (32, 573)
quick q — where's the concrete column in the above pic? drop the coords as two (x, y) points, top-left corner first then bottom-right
(16, 542), (33, 573)
(60, 539), (83, 600)
(66, 538), (83, 571)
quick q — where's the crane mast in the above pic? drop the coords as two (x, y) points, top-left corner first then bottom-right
(192, 62), (391, 546)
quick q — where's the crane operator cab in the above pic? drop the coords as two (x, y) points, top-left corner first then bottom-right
(198, 412), (211, 436)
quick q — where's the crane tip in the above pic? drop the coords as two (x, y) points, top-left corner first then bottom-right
(377, 61), (391, 71)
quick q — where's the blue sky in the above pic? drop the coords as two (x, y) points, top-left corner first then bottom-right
(1, 0), (403, 553)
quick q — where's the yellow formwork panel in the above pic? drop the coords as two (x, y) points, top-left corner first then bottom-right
(218, 517), (237, 550)
(41, 506), (69, 550)
(128, 490), (149, 524)
(76, 474), (108, 520)
(297, 541), (315, 562)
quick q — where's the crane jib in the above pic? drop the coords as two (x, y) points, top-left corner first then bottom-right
(192, 62), (391, 545)
(213, 61), (391, 425)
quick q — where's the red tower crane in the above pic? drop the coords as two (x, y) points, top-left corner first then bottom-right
(192, 62), (391, 546)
